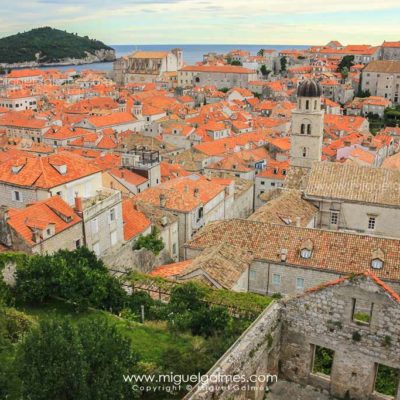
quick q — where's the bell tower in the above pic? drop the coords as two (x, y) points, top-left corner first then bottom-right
(290, 79), (324, 169)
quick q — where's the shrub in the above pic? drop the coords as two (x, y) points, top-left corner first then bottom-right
(133, 227), (164, 255)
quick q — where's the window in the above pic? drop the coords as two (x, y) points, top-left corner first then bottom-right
(371, 258), (383, 269)
(302, 147), (307, 157)
(312, 345), (334, 377)
(306, 100), (309, 110)
(300, 248), (312, 259)
(307, 124), (311, 135)
(330, 212), (338, 225)
(109, 208), (116, 222)
(296, 277), (305, 290)
(301, 123), (305, 134)
(91, 218), (99, 234)
(272, 273), (281, 285)
(197, 207), (204, 221)
(249, 270), (257, 279)
(75, 239), (81, 248)
(368, 216), (376, 230)
(12, 190), (22, 202)
(374, 364), (400, 398)
(46, 228), (51, 236)
(172, 243), (177, 255)
(352, 298), (373, 325)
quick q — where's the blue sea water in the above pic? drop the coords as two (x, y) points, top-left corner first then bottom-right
(40, 44), (309, 72)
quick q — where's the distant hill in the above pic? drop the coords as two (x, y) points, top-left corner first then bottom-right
(0, 27), (116, 65)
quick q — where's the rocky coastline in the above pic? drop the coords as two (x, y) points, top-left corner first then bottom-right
(0, 48), (116, 69)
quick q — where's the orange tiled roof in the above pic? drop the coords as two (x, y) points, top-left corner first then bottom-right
(0, 152), (100, 189)
(7, 196), (81, 246)
(150, 260), (193, 278)
(187, 219), (400, 282)
(134, 175), (225, 213)
(86, 112), (137, 128)
(122, 199), (151, 241)
(181, 65), (255, 74)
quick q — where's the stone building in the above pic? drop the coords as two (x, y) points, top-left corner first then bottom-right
(185, 272), (400, 400)
(380, 41), (400, 61)
(0, 196), (83, 254)
(178, 65), (257, 89)
(185, 219), (400, 296)
(361, 60), (400, 104)
(113, 49), (183, 85)
(303, 161), (400, 238)
(290, 80), (324, 169)
(135, 174), (235, 258)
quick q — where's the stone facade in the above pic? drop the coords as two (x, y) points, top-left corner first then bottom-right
(280, 274), (400, 400)
(185, 274), (400, 400)
(184, 302), (282, 400)
(290, 95), (324, 170)
(361, 61), (400, 105)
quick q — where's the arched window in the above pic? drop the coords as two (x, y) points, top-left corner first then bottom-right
(314, 100), (317, 110)
(307, 124), (311, 135)
(305, 100), (309, 110)
(301, 124), (305, 134)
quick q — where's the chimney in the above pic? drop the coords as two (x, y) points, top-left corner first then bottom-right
(296, 217), (301, 227)
(194, 188), (199, 198)
(159, 193), (166, 208)
(184, 185), (189, 193)
(280, 248), (288, 262)
(74, 194), (82, 213)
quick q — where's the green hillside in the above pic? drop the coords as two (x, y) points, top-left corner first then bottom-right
(0, 27), (114, 64)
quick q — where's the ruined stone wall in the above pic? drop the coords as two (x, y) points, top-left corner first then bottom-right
(184, 302), (282, 400)
(280, 276), (400, 400)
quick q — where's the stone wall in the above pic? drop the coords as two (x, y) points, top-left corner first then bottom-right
(184, 302), (282, 400)
(280, 275), (400, 400)
(185, 274), (400, 400)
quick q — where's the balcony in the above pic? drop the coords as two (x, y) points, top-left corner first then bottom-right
(121, 149), (160, 170)
(82, 188), (121, 220)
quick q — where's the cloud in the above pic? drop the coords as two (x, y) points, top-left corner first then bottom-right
(0, 0), (399, 45)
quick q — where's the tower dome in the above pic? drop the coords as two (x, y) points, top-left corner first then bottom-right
(297, 79), (322, 98)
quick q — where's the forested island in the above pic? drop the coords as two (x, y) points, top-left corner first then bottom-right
(0, 27), (116, 67)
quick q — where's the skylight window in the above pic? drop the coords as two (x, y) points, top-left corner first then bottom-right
(371, 259), (383, 270)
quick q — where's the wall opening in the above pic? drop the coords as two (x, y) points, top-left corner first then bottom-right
(374, 364), (400, 398)
(312, 345), (334, 378)
(352, 298), (373, 326)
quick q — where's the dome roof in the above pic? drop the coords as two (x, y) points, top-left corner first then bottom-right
(297, 79), (322, 98)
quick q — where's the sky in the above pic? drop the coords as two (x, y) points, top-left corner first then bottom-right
(1, 0), (400, 46)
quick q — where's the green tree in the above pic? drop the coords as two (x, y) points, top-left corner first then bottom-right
(341, 66), (349, 79)
(133, 227), (165, 255)
(169, 282), (207, 313)
(190, 306), (230, 337)
(15, 248), (127, 312)
(16, 318), (141, 400)
(338, 55), (354, 72)
(257, 49), (265, 57)
(357, 88), (371, 98)
(260, 64), (271, 77)
(77, 318), (141, 400)
(16, 319), (89, 400)
(229, 60), (242, 66)
(280, 56), (287, 72)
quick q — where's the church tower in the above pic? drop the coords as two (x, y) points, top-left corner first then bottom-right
(290, 79), (324, 169)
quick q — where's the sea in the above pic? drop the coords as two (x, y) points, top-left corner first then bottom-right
(39, 44), (309, 72)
